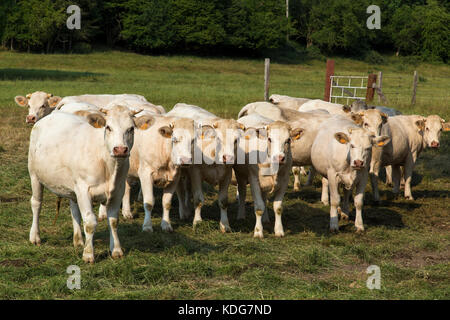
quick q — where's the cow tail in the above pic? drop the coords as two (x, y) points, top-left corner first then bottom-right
(53, 197), (62, 226)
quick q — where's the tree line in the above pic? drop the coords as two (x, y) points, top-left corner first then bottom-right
(0, 0), (449, 62)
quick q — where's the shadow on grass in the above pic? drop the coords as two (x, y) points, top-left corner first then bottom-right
(0, 68), (105, 81)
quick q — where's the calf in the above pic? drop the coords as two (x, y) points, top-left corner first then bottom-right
(15, 91), (62, 124)
(122, 114), (195, 232)
(234, 117), (304, 238)
(28, 106), (143, 263)
(311, 117), (390, 232)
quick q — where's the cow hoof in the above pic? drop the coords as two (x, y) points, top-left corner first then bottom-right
(82, 253), (95, 264)
(111, 248), (124, 259)
(337, 208), (349, 221)
(73, 235), (84, 248)
(405, 196), (414, 201)
(293, 183), (301, 192)
(220, 222), (231, 233)
(253, 231), (264, 239)
(322, 200), (329, 206)
(193, 219), (202, 228)
(122, 211), (133, 220)
(161, 221), (173, 232)
(329, 227), (339, 233)
(355, 227), (365, 234)
(275, 230), (285, 238)
(29, 232), (41, 246)
(98, 214), (106, 222)
(142, 225), (153, 233)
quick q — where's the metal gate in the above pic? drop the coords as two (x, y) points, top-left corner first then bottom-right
(329, 75), (368, 104)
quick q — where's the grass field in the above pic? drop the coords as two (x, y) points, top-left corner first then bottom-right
(0, 50), (449, 299)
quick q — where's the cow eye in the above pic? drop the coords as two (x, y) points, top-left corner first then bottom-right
(350, 144), (355, 148)
(127, 127), (134, 134)
(268, 137), (272, 143)
(106, 126), (112, 132)
(426, 127), (429, 131)
(364, 123), (369, 128)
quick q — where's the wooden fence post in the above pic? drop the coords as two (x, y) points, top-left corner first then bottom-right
(366, 73), (377, 103)
(324, 60), (335, 102)
(264, 58), (270, 101)
(411, 71), (418, 105)
(378, 71), (383, 103)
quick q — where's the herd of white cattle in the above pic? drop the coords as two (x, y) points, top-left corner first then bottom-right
(14, 91), (448, 263)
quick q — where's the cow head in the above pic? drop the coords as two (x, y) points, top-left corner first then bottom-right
(418, 115), (446, 149)
(335, 127), (390, 170)
(263, 121), (304, 164)
(159, 118), (195, 166)
(357, 109), (388, 137)
(15, 91), (62, 124)
(208, 119), (244, 164)
(86, 106), (141, 159)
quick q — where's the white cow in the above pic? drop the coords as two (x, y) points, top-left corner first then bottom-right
(370, 114), (446, 200)
(121, 113), (196, 232)
(56, 94), (147, 109)
(15, 91), (62, 124)
(28, 106), (143, 263)
(167, 103), (244, 232)
(311, 117), (390, 232)
(234, 116), (304, 238)
(299, 99), (353, 115)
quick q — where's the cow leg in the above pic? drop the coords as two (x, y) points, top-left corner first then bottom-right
(161, 178), (179, 232)
(403, 155), (415, 200)
(29, 174), (43, 246)
(354, 171), (368, 232)
(305, 167), (315, 186)
(106, 197), (123, 259)
(190, 168), (204, 227)
(321, 177), (329, 205)
(392, 165), (401, 196)
(340, 188), (351, 221)
(218, 170), (232, 233)
(292, 166), (301, 191)
(121, 179), (134, 219)
(98, 204), (107, 221)
(385, 165), (393, 186)
(236, 173), (247, 220)
(75, 189), (97, 264)
(273, 178), (289, 237)
(139, 168), (155, 232)
(176, 180), (189, 220)
(248, 167), (265, 238)
(69, 200), (84, 247)
(328, 172), (340, 232)
(261, 192), (270, 223)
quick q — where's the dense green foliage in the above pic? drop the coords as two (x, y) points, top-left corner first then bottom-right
(0, 0), (449, 62)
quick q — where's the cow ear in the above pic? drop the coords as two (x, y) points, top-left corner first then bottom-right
(415, 120), (426, 132)
(48, 96), (62, 108)
(47, 93), (53, 98)
(26, 93), (32, 99)
(213, 121), (219, 129)
(381, 112), (388, 124)
(443, 122), (450, 132)
(243, 127), (257, 140)
(159, 126), (173, 138)
(290, 128), (305, 141)
(199, 125), (215, 139)
(86, 113), (106, 129)
(15, 96), (28, 107)
(351, 113), (364, 126)
(134, 115), (154, 130)
(334, 132), (350, 144)
(256, 128), (267, 139)
(342, 105), (351, 113)
(373, 135), (391, 147)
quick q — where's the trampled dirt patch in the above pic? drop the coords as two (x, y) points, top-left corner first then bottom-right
(0, 259), (28, 267)
(392, 248), (450, 268)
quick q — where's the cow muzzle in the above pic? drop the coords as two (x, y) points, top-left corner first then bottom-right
(177, 156), (192, 166)
(272, 154), (286, 164)
(113, 146), (129, 158)
(26, 115), (37, 124)
(430, 141), (440, 148)
(222, 154), (234, 164)
(352, 160), (364, 170)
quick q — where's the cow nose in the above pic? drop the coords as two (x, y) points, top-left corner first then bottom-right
(431, 141), (440, 148)
(274, 155), (285, 163)
(223, 155), (234, 163)
(353, 160), (364, 168)
(26, 115), (36, 124)
(113, 146), (129, 157)
(179, 156), (192, 165)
